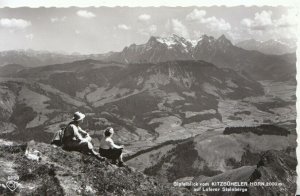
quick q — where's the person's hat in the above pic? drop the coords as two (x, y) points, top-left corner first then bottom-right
(72, 111), (85, 121)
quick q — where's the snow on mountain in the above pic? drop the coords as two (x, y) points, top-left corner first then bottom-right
(1, 34), (296, 82)
(156, 37), (176, 47)
(106, 34), (232, 64)
(152, 34), (194, 54)
(156, 34), (184, 47)
(104, 34), (296, 82)
(188, 39), (199, 47)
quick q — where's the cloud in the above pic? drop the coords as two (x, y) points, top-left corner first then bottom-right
(203, 17), (231, 31)
(148, 25), (157, 34)
(254, 10), (273, 26)
(226, 28), (244, 42)
(138, 25), (157, 36)
(138, 14), (151, 22)
(166, 19), (189, 38)
(76, 10), (96, 18)
(50, 16), (67, 23)
(0, 18), (31, 29)
(192, 30), (203, 38)
(186, 9), (231, 31)
(276, 15), (293, 28)
(275, 8), (298, 28)
(186, 9), (206, 21)
(117, 24), (131, 30)
(240, 9), (298, 39)
(240, 18), (253, 28)
(240, 9), (297, 30)
(25, 33), (34, 40)
(241, 10), (273, 30)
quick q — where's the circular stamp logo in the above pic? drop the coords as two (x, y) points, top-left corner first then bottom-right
(6, 180), (19, 192)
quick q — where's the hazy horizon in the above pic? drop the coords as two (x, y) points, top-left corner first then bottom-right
(0, 6), (297, 54)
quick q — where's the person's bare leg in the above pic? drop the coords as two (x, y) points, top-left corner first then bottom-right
(87, 141), (105, 161)
(118, 153), (125, 166)
(118, 153), (124, 163)
(92, 150), (106, 161)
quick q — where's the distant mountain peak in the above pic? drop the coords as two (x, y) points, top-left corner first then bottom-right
(236, 38), (296, 55)
(264, 39), (286, 46)
(154, 34), (188, 47)
(201, 34), (214, 40)
(170, 33), (182, 39)
(218, 34), (226, 39)
(170, 34), (188, 43)
(196, 34), (215, 45)
(217, 34), (232, 45)
(201, 34), (209, 38)
(147, 36), (159, 43)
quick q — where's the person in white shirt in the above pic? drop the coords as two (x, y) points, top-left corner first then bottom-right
(99, 127), (125, 166)
(62, 111), (105, 161)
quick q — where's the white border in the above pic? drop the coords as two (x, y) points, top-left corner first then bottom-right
(0, 0), (300, 195)
(0, 0), (299, 7)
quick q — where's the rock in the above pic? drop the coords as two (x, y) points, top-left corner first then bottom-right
(193, 150), (297, 196)
(247, 150), (297, 195)
(0, 139), (191, 195)
(25, 150), (41, 161)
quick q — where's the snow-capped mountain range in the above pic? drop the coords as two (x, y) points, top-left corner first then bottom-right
(106, 34), (234, 64)
(0, 34), (295, 67)
(0, 34), (296, 81)
(105, 34), (295, 81)
(106, 34), (296, 64)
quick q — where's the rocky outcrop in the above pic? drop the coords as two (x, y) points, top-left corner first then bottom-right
(0, 140), (190, 195)
(191, 150), (297, 196)
(247, 150), (297, 195)
(133, 125), (296, 184)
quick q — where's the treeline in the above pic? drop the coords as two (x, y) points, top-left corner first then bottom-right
(223, 124), (290, 136)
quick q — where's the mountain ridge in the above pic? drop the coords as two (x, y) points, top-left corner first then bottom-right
(104, 34), (295, 81)
(236, 38), (296, 55)
(0, 139), (191, 195)
(1, 34), (296, 82)
(0, 59), (266, 153)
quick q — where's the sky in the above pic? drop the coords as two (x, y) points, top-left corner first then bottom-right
(0, 6), (298, 54)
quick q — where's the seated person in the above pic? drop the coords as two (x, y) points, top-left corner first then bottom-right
(62, 111), (105, 161)
(99, 127), (125, 167)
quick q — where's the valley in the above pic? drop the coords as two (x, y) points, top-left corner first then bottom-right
(0, 34), (297, 196)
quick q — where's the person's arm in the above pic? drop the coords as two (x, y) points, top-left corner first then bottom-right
(77, 127), (88, 137)
(77, 127), (92, 142)
(71, 125), (85, 141)
(107, 138), (123, 149)
(85, 135), (92, 142)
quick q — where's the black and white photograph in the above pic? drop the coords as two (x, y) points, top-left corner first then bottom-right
(0, 1), (299, 195)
